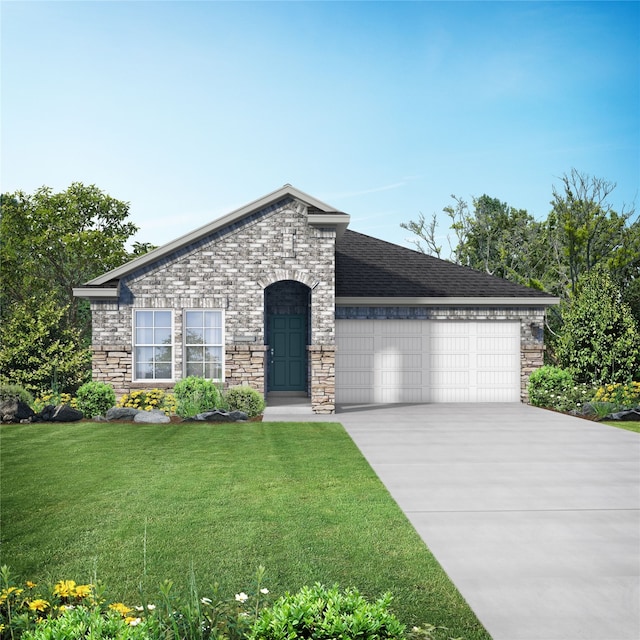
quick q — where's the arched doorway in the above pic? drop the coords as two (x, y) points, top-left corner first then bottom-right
(264, 280), (311, 393)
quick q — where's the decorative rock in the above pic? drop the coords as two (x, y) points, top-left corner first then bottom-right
(185, 409), (248, 422)
(603, 408), (640, 422)
(133, 409), (170, 424)
(106, 407), (141, 421)
(51, 404), (84, 422)
(0, 398), (35, 423)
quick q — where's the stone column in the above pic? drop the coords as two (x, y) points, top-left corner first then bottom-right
(225, 345), (268, 396)
(308, 345), (335, 414)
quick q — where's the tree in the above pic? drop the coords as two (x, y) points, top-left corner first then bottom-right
(555, 267), (640, 384)
(0, 299), (91, 394)
(548, 169), (639, 298)
(402, 194), (551, 290)
(0, 183), (139, 340)
(0, 183), (141, 392)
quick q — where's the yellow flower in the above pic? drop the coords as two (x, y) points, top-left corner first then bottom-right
(0, 586), (23, 603)
(26, 581), (37, 589)
(28, 599), (49, 612)
(53, 580), (76, 598)
(109, 602), (132, 616)
(74, 584), (92, 598)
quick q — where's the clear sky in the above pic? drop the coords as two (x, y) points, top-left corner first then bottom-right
(2, 0), (638, 254)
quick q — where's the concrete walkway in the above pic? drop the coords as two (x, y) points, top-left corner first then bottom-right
(264, 401), (640, 640)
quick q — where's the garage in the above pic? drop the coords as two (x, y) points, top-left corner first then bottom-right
(335, 319), (521, 404)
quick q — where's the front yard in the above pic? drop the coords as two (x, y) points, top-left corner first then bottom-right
(0, 421), (490, 639)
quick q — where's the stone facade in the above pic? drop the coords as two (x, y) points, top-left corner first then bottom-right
(89, 197), (338, 410)
(85, 192), (550, 412)
(308, 346), (336, 413)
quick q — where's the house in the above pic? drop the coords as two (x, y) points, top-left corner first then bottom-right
(73, 185), (559, 413)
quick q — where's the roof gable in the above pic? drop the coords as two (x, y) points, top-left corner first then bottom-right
(336, 229), (557, 301)
(83, 184), (348, 287)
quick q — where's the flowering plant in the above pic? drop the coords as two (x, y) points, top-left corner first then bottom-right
(117, 389), (177, 415)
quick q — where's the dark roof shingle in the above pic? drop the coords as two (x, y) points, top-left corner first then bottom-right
(336, 229), (553, 299)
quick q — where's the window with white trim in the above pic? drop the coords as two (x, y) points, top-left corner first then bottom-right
(184, 310), (224, 380)
(134, 310), (173, 380)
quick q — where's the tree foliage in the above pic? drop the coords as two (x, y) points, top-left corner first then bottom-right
(548, 169), (639, 298)
(0, 299), (91, 394)
(0, 183), (138, 336)
(0, 183), (141, 392)
(403, 170), (638, 303)
(555, 267), (640, 384)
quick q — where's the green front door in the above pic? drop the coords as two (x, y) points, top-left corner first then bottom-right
(268, 315), (307, 391)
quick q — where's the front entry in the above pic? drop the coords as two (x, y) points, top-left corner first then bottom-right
(264, 280), (311, 393)
(267, 315), (307, 391)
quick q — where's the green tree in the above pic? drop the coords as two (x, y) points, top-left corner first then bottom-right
(402, 194), (550, 290)
(556, 267), (640, 384)
(0, 299), (91, 394)
(548, 169), (639, 299)
(0, 183), (138, 338)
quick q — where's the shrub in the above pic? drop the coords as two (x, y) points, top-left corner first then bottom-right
(173, 377), (224, 418)
(593, 381), (640, 410)
(249, 583), (405, 640)
(31, 391), (78, 413)
(224, 386), (265, 418)
(117, 389), (177, 415)
(76, 381), (116, 418)
(556, 267), (640, 383)
(1, 565), (270, 640)
(0, 383), (34, 406)
(21, 605), (152, 640)
(528, 366), (595, 412)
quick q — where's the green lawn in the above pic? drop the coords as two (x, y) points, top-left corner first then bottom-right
(0, 422), (489, 639)
(602, 420), (640, 434)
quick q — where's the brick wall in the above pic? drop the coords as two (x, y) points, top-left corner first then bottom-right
(89, 197), (338, 409)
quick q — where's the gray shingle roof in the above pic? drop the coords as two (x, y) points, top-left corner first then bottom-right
(336, 229), (553, 299)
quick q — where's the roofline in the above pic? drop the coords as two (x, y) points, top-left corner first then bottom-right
(83, 184), (345, 287)
(336, 296), (561, 306)
(73, 287), (119, 299)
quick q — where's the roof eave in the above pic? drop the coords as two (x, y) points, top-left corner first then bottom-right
(73, 286), (119, 299)
(336, 296), (561, 306)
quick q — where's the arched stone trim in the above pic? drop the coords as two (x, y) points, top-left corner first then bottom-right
(257, 270), (317, 289)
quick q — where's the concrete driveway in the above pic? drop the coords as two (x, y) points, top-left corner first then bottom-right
(265, 402), (640, 640)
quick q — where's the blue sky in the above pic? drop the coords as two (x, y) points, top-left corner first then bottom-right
(2, 1), (638, 254)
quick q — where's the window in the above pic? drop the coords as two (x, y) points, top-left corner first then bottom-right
(184, 310), (223, 380)
(134, 310), (173, 380)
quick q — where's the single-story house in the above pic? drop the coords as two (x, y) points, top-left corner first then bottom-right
(74, 184), (559, 413)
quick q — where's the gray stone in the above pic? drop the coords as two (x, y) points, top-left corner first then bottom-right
(133, 409), (170, 424)
(106, 406), (141, 420)
(0, 398), (35, 423)
(184, 409), (248, 422)
(603, 407), (640, 421)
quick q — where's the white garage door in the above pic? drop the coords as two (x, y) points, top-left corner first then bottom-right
(335, 320), (521, 403)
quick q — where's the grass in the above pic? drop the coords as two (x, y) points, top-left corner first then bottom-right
(602, 420), (640, 434)
(0, 421), (490, 639)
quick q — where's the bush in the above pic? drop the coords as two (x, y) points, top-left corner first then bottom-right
(0, 565), (270, 640)
(76, 381), (116, 418)
(173, 377), (224, 418)
(225, 386), (265, 418)
(117, 389), (177, 415)
(528, 366), (595, 412)
(0, 383), (34, 406)
(32, 391), (78, 413)
(249, 583), (405, 640)
(21, 605), (152, 640)
(593, 381), (640, 410)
